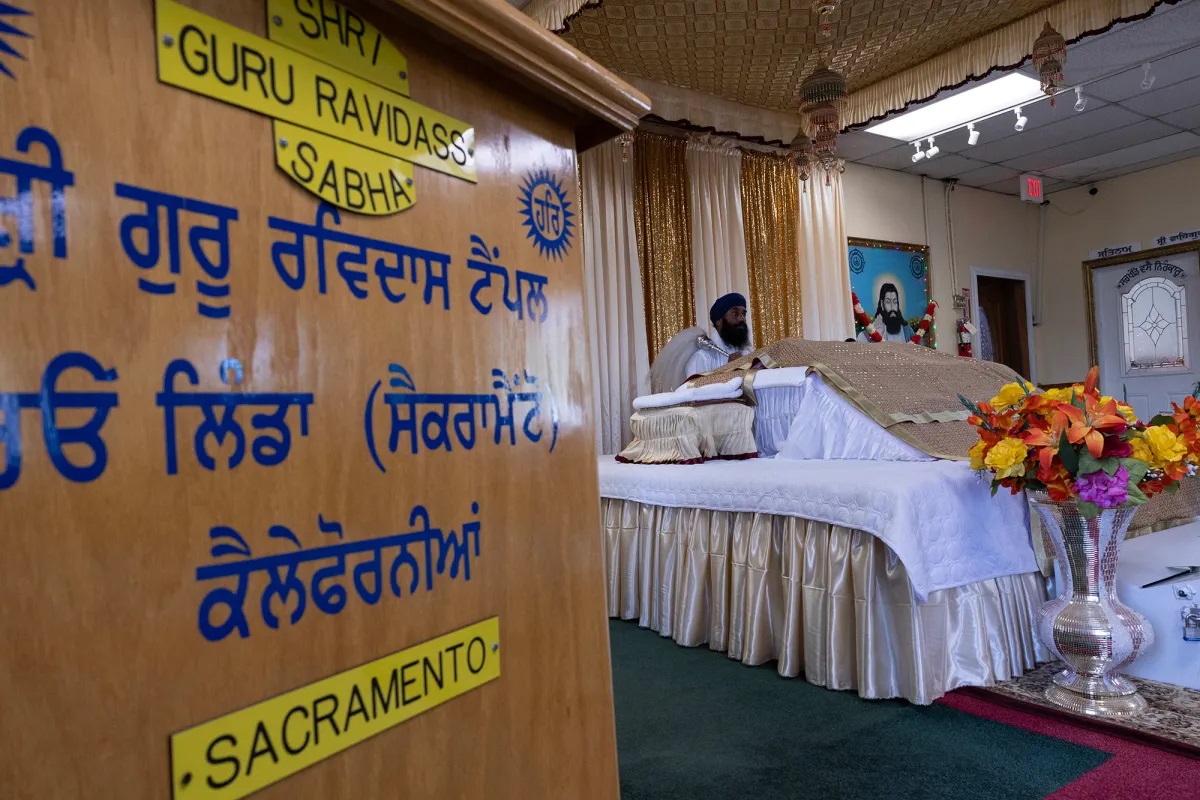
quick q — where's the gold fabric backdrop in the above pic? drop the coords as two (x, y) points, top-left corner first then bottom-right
(634, 131), (696, 360)
(741, 151), (802, 347)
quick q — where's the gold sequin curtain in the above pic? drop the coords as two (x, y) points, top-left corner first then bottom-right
(740, 151), (801, 347)
(634, 131), (695, 360)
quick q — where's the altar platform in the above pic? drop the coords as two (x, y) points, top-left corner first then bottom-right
(598, 456), (1049, 704)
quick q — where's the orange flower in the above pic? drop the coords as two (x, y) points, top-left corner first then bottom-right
(1059, 367), (1128, 458)
(1022, 411), (1069, 473)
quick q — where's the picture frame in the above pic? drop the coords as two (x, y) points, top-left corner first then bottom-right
(847, 237), (934, 348)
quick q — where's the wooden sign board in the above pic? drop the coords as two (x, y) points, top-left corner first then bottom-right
(0, 0), (645, 797)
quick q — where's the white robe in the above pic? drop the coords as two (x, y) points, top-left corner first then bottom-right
(684, 329), (752, 378)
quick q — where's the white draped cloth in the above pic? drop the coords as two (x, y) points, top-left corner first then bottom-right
(599, 457), (1038, 599)
(602, 499), (1049, 704)
(686, 141), (751, 331)
(582, 137), (649, 455)
(798, 171), (853, 341)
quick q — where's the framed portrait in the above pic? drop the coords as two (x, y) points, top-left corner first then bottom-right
(847, 237), (934, 348)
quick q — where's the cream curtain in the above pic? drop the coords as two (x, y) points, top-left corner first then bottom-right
(601, 498), (1050, 705)
(685, 140), (751, 334)
(582, 136), (650, 455)
(520, 0), (590, 32)
(798, 172), (853, 341)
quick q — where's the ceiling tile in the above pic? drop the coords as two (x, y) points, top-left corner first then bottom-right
(906, 153), (990, 180)
(978, 178), (1020, 196)
(1088, 44), (1200, 102)
(1059, 3), (1200, 91)
(859, 143), (921, 170)
(836, 130), (901, 160)
(1041, 131), (1200, 181)
(1160, 103), (1200, 131)
(1002, 119), (1178, 172)
(1086, 147), (1200, 183)
(1042, 178), (1081, 195)
(962, 103), (1138, 164)
(955, 164), (1021, 188)
(1120, 74), (1200, 116)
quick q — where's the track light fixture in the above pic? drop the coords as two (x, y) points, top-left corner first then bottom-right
(925, 136), (940, 159)
(966, 123), (980, 146)
(1142, 63), (1155, 91)
(911, 141), (925, 163)
(1074, 86), (1086, 112)
(1013, 107), (1028, 132)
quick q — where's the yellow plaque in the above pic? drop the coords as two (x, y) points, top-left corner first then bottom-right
(170, 618), (501, 799)
(266, 0), (409, 96)
(155, 0), (475, 183)
(274, 120), (416, 214)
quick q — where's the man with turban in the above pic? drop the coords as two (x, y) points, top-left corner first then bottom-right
(857, 282), (915, 343)
(649, 293), (753, 393)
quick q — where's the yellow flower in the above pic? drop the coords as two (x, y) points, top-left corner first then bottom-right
(1130, 436), (1154, 465)
(990, 381), (1035, 411)
(1116, 403), (1138, 424)
(1043, 387), (1077, 403)
(984, 437), (1029, 478)
(1140, 425), (1187, 467)
(969, 440), (988, 471)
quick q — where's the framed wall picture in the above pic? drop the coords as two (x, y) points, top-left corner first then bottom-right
(847, 237), (934, 347)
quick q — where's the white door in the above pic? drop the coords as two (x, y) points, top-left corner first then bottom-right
(1093, 251), (1200, 420)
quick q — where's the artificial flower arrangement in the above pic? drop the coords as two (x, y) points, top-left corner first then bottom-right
(961, 367), (1200, 517)
(850, 292), (937, 345)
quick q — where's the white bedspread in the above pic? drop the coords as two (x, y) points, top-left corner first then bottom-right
(597, 456), (1038, 599)
(776, 373), (931, 461)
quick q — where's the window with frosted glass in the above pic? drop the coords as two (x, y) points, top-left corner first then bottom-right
(1122, 277), (1188, 372)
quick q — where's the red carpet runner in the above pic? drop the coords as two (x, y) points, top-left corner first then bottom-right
(939, 691), (1200, 798)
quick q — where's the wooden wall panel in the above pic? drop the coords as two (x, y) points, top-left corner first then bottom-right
(0, 0), (620, 797)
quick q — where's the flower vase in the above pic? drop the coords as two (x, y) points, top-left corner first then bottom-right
(1030, 492), (1153, 717)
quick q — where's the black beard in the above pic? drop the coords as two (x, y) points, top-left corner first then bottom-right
(882, 310), (903, 335)
(721, 323), (749, 348)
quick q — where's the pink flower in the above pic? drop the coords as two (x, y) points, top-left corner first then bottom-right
(1100, 435), (1133, 459)
(1074, 466), (1130, 509)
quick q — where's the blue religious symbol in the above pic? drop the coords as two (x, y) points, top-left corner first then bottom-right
(0, 3), (33, 81)
(518, 169), (574, 261)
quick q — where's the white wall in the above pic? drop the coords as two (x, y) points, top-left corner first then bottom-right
(1036, 155), (1200, 384)
(842, 162), (1040, 351)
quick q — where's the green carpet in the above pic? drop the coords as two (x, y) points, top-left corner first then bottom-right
(609, 620), (1111, 800)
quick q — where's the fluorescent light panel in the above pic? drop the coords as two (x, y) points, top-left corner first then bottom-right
(866, 74), (1044, 141)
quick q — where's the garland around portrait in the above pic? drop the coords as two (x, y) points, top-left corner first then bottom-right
(851, 292), (936, 344)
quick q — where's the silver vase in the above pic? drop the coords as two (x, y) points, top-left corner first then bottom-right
(1030, 492), (1153, 717)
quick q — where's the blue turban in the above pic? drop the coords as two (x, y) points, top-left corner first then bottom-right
(709, 292), (747, 324)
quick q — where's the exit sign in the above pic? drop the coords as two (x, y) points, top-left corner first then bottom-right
(1020, 173), (1044, 203)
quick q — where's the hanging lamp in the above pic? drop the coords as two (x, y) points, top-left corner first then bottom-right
(1032, 21), (1067, 106)
(799, 64), (847, 180)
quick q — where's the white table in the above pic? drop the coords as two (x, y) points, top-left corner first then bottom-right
(1116, 522), (1200, 690)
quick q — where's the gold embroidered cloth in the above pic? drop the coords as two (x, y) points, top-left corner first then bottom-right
(687, 338), (1200, 529)
(690, 340), (1023, 461)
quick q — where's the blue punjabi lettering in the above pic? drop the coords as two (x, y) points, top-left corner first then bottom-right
(466, 234), (549, 323)
(156, 358), (314, 475)
(0, 351), (119, 491)
(195, 503), (482, 642)
(0, 126), (75, 291)
(268, 202), (451, 308)
(114, 183), (239, 318)
(362, 362), (558, 473)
